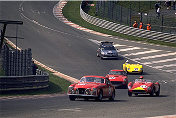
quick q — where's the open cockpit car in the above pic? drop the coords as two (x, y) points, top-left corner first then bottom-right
(123, 63), (143, 74)
(128, 79), (160, 97)
(106, 70), (128, 88)
(67, 75), (115, 101)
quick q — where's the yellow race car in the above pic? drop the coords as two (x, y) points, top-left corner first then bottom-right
(123, 60), (143, 74)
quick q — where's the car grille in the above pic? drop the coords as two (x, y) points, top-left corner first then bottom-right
(78, 88), (85, 94)
(111, 81), (122, 85)
(132, 90), (146, 93)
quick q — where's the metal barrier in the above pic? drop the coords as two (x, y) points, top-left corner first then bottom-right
(80, 1), (176, 43)
(0, 71), (49, 91)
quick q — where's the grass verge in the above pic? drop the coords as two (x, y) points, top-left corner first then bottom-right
(63, 1), (176, 48)
(0, 65), (71, 97)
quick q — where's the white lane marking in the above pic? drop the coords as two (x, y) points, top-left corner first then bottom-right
(58, 108), (81, 112)
(163, 70), (176, 72)
(143, 58), (176, 65)
(154, 64), (176, 69)
(123, 49), (161, 56)
(114, 44), (127, 47)
(119, 47), (141, 52)
(133, 52), (176, 61)
(88, 39), (101, 45)
(145, 114), (176, 118)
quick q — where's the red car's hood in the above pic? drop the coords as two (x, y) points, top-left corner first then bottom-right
(107, 75), (127, 81)
(132, 82), (152, 89)
(74, 82), (104, 88)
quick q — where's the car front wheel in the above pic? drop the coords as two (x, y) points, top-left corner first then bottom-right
(97, 90), (103, 101)
(128, 91), (132, 97)
(69, 95), (75, 101)
(155, 88), (160, 96)
(109, 91), (115, 101)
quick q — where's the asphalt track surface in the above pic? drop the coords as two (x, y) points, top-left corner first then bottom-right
(0, 1), (175, 118)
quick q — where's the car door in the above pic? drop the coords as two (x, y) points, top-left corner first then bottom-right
(104, 78), (112, 97)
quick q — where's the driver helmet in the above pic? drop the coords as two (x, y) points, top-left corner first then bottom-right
(139, 76), (144, 79)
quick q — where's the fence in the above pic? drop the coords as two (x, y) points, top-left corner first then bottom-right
(95, 1), (176, 34)
(0, 44), (49, 91)
(0, 72), (49, 91)
(2, 44), (33, 76)
(80, 1), (176, 43)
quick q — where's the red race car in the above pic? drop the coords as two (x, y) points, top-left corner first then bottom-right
(128, 78), (160, 97)
(106, 70), (128, 88)
(67, 75), (115, 101)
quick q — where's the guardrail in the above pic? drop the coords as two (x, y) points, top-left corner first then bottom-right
(80, 2), (176, 43)
(0, 70), (49, 91)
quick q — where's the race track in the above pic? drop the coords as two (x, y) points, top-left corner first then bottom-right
(0, 1), (175, 118)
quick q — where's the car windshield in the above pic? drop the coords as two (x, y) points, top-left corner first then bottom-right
(102, 47), (116, 50)
(80, 77), (105, 83)
(135, 79), (152, 83)
(108, 71), (126, 75)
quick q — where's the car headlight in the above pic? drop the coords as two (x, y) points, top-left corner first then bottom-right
(101, 52), (105, 55)
(91, 88), (97, 95)
(68, 86), (74, 94)
(85, 88), (91, 95)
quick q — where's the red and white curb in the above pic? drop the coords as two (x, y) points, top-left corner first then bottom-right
(53, 0), (111, 37)
(145, 115), (176, 118)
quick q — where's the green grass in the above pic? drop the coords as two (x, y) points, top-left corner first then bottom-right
(0, 66), (71, 96)
(63, 1), (176, 47)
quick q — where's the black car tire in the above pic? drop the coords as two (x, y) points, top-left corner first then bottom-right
(150, 89), (154, 96)
(109, 91), (115, 101)
(155, 88), (160, 96)
(69, 95), (75, 101)
(128, 91), (132, 97)
(97, 90), (103, 101)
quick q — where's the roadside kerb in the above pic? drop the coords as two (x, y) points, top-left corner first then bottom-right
(4, 38), (79, 84)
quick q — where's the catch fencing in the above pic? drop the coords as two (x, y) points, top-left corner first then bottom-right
(95, 1), (176, 34)
(80, 1), (176, 43)
(2, 44), (33, 76)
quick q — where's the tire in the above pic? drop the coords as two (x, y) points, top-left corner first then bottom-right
(155, 88), (160, 96)
(69, 95), (75, 101)
(141, 70), (143, 75)
(128, 91), (132, 97)
(150, 89), (154, 96)
(109, 91), (115, 101)
(97, 90), (103, 101)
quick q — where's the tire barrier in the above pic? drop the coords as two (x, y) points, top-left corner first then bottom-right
(80, 2), (176, 43)
(0, 71), (49, 91)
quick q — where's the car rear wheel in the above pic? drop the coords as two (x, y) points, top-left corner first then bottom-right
(109, 91), (115, 101)
(69, 95), (75, 101)
(128, 91), (132, 97)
